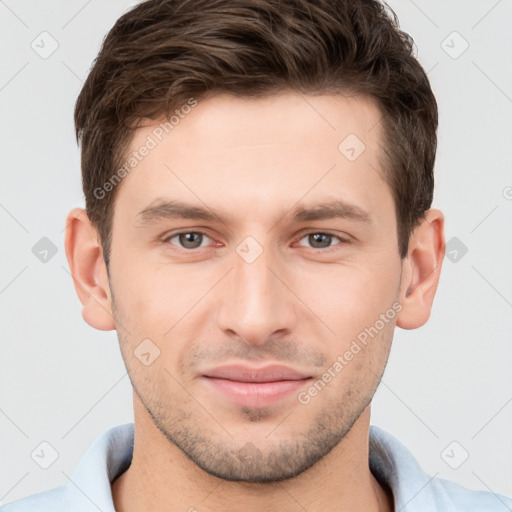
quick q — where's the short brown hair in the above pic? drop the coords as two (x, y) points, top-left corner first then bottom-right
(75, 0), (437, 268)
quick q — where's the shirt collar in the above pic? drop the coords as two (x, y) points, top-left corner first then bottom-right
(67, 423), (134, 512)
(369, 425), (442, 511)
(67, 423), (440, 511)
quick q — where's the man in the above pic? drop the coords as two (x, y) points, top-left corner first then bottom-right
(2, 0), (511, 511)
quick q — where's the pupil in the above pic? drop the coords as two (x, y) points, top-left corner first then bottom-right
(180, 232), (201, 248)
(310, 233), (330, 248)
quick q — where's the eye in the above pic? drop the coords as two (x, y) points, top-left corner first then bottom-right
(162, 230), (348, 252)
(165, 231), (212, 250)
(296, 232), (347, 250)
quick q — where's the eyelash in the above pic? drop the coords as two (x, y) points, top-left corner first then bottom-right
(162, 230), (350, 252)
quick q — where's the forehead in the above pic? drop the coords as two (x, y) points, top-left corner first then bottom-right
(113, 92), (391, 228)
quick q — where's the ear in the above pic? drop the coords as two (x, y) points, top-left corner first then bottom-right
(64, 207), (115, 331)
(396, 208), (445, 330)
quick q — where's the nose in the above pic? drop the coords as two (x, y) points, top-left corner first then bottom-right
(216, 239), (298, 346)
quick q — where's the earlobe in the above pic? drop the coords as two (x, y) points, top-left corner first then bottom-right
(396, 208), (445, 330)
(64, 207), (116, 331)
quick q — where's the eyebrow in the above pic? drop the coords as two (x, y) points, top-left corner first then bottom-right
(135, 198), (373, 227)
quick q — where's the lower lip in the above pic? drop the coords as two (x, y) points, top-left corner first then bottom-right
(203, 377), (311, 408)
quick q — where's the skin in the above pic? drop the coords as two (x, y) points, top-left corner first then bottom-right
(65, 92), (445, 512)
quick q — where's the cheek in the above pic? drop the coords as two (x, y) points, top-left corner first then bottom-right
(113, 261), (222, 381)
(115, 258), (197, 334)
(294, 257), (399, 342)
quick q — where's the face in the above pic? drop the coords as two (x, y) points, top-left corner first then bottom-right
(107, 92), (403, 482)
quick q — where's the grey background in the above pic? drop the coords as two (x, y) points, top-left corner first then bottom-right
(1, 0), (511, 505)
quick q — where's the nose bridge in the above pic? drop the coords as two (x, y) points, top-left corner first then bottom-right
(216, 235), (296, 344)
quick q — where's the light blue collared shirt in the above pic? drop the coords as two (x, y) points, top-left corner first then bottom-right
(1, 423), (511, 511)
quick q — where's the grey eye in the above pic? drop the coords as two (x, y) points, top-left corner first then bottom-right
(168, 232), (209, 249)
(298, 233), (341, 249)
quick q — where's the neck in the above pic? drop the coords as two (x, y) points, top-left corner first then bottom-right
(112, 395), (393, 512)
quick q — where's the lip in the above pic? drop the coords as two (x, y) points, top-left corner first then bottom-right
(201, 364), (312, 408)
(202, 364), (310, 382)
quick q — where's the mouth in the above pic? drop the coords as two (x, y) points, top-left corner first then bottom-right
(201, 364), (313, 408)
